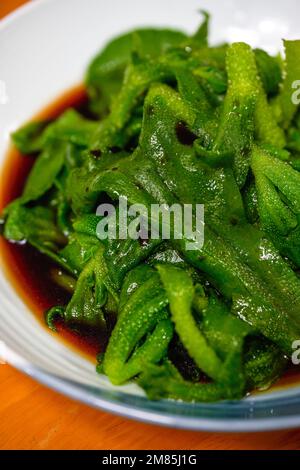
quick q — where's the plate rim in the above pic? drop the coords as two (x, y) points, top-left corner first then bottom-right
(4, 341), (300, 432)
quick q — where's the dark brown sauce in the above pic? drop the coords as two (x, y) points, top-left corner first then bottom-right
(269, 366), (300, 392)
(175, 121), (197, 146)
(0, 84), (102, 362)
(0, 84), (300, 391)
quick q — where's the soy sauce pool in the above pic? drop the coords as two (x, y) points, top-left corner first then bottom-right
(1, 85), (300, 391)
(0, 85), (105, 361)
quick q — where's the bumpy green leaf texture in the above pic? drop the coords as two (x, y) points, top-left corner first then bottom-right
(2, 13), (299, 402)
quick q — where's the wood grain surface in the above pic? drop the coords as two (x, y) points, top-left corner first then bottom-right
(0, 0), (29, 18)
(1, 0), (300, 450)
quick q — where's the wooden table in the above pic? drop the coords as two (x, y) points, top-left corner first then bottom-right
(1, 0), (300, 450)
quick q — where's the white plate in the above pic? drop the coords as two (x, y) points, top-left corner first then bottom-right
(1, 0), (300, 432)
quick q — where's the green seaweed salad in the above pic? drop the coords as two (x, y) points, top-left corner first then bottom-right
(2, 13), (300, 402)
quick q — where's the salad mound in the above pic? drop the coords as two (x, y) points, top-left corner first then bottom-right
(2, 13), (300, 402)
